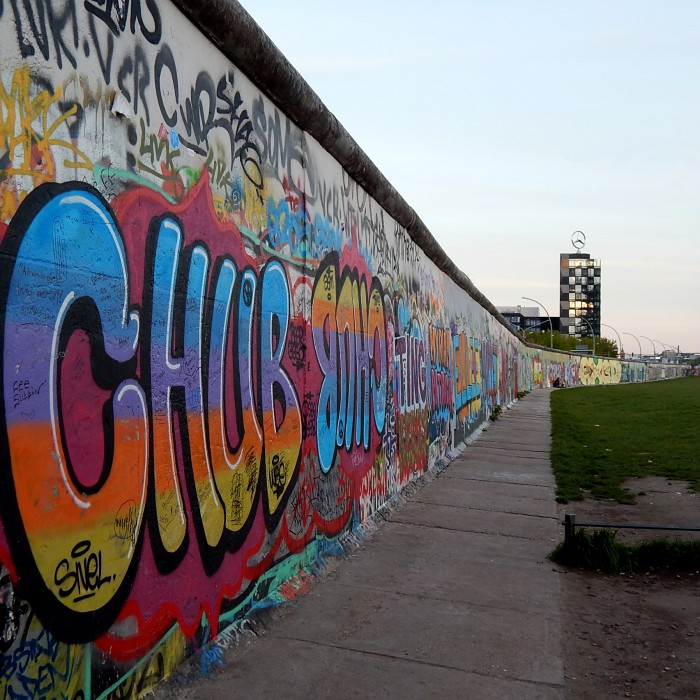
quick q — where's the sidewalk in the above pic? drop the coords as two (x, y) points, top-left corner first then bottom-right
(162, 389), (565, 699)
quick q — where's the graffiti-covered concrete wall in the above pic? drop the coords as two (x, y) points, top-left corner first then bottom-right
(0, 1), (690, 697)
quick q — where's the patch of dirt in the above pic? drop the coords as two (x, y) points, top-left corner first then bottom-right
(557, 477), (700, 699)
(566, 476), (700, 544)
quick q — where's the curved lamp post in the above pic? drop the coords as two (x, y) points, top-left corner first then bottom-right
(623, 332), (643, 359)
(579, 316), (596, 355)
(521, 296), (553, 349)
(641, 336), (657, 360)
(601, 323), (623, 358)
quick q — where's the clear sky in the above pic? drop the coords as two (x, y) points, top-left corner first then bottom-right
(241, 1), (700, 353)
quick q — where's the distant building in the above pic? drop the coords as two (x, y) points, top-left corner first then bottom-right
(659, 348), (690, 365)
(497, 306), (560, 334)
(559, 252), (601, 338)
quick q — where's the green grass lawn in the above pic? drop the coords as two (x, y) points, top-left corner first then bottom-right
(550, 376), (700, 504)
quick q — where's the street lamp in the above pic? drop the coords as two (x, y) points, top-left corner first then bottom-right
(578, 316), (596, 355)
(623, 332), (642, 359)
(601, 323), (623, 358)
(521, 296), (553, 349)
(641, 336), (657, 360)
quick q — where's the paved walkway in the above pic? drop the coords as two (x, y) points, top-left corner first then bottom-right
(164, 389), (564, 699)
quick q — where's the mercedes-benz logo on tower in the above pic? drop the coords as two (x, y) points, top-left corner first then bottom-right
(571, 230), (586, 251)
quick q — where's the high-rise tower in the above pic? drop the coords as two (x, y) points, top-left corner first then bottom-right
(559, 231), (601, 338)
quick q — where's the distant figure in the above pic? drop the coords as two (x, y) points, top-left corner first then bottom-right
(553, 377), (561, 388)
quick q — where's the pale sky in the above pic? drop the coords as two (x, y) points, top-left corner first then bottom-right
(241, 1), (700, 353)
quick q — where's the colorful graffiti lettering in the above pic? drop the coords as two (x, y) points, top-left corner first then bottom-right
(453, 332), (481, 424)
(311, 254), (387, 474)
(0, 177), (331, 642)
(428, 325), (453, 445)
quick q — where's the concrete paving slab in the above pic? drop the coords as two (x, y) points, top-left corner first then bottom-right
(474, 443), (551, 454)
(476, 432), (551, 447)
(363, 517), (553, 559)
(180, 637), (564, 700)
(454, 448), (551, 461)
(268, 584), (563, 687)
(329, 525), (560, 615)
(411, 475), (556, 517)
(351, 519), (555, 564)
(390, 501), (559, 541)
(436, 474), (554, 501)
(460, 445), (551, 458)
(454, 464), (554, 481)
(447, 465), (556, 488)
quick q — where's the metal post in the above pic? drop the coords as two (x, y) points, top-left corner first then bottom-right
(564, 514), (576, 543)
(601, 323), (623, 358)
(641, 335), (657, 360)
(623, 332), (642, 359)
(522, 296), (553, 349)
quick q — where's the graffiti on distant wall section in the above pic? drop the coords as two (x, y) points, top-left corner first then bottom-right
(0, 1), (686, 697)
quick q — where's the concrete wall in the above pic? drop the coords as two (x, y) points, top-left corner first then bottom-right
(0, 1), (690, 697)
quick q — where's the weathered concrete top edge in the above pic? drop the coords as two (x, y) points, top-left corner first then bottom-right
(170, 0), (516, 337)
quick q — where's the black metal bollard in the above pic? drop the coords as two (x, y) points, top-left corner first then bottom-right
(564, 514), (576, 543)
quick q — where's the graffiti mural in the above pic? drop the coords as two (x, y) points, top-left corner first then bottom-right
(579, 357), (621, 386)
(0, 0), (689, 697)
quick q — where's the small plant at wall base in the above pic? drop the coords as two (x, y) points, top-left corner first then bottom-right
(517, 390), (529, 399)
(489, 405), (503, 421)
